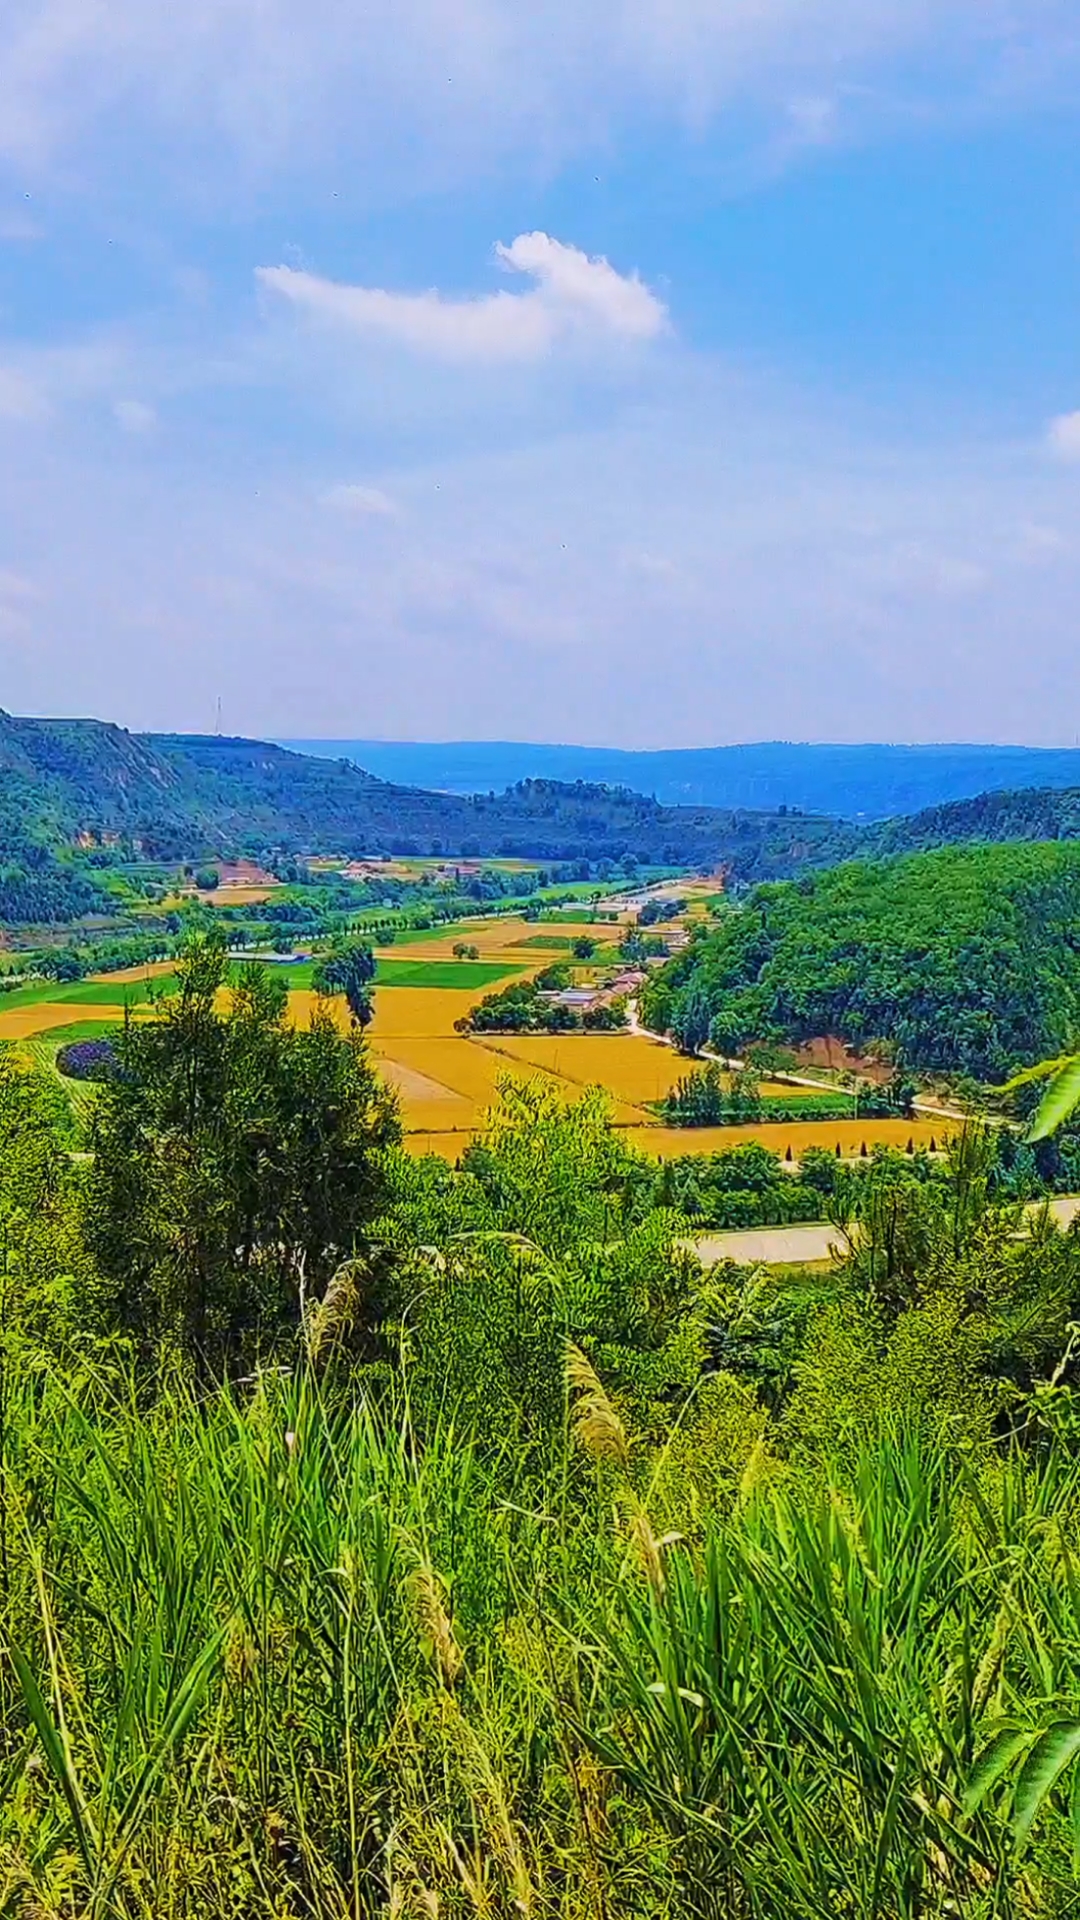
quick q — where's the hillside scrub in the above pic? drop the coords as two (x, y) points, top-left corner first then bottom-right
(643, 840), (1080, 1082)
(6, 956), (1080, 1915)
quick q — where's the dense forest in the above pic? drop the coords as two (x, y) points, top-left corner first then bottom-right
(0, 838), (108, 923)
(868, 783), (1080, 857)
(642, 841), (1080, 1081)
(6, 938), (1080, 1913)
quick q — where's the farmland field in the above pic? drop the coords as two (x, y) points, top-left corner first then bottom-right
(18, 1036), (100, 1122)
(353, 971), (959, 1162)
(88, 961), (176, 986)
(377, 915), (617, 962)
(374, 959), (525, 989)
(473, 1032), (693, 1108)
(44, 979), (175, 1006)
(0, 1002), (130, 1040)
(615, 1116), (953, 1160)
(0, 947), (958, 1166)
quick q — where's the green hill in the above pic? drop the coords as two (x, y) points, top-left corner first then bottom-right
(11, 713), (1080, 937)
(0, 712), (853, 876)
(641, 839), (1080, 1081)
(868, 783), (1080, 855)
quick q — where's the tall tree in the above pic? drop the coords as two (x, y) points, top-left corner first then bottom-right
(83, 933), (399, 1371)
(312, 940), (377, 1026)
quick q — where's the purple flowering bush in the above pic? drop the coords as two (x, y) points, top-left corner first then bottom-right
(56, 1038), (120, 1083)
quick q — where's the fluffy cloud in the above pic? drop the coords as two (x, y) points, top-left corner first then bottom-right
(257, 235), (666, 363)
(2, 348), (1079, 746)
(1048, 411), (1080, 462)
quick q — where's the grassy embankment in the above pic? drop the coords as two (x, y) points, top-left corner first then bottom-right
(3, 1360), (1080, 1916)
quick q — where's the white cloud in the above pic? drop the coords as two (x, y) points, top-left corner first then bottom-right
(113, 398), (156, 433)
(257, 234), (667, 363)
(4, 348), (1080, 747)
(1048, 411), (1080, 462)
(3, 0), (1075, 194)
(322, 483), (397, 515)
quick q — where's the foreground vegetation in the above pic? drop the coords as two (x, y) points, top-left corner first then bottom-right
(6, 936), (1080, 1914)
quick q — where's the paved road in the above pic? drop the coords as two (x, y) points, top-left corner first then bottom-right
(692, 1195), (1080, 1268)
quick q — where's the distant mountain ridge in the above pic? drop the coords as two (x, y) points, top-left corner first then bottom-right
(283, 738), (1080, 821)
(6, 714), (1080, 906)
(0, 714), (849, 877)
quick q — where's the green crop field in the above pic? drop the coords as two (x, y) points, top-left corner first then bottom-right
(33, 1019), (125, 1045)
(0, 974), (175, 1013)
(249, 960), (317, 988)
(18, 1034), (108, 1128)
(373, 959), (525, 989)
(56, 978), (177, 1006)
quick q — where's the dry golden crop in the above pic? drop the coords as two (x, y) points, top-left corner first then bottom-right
(367, 987), (484, 1039)
(87, 961), (176, 986)
(473, 1033), (692, 1109)
(616, 1116), (955, 1160)
(0, 1003), (128, 1041)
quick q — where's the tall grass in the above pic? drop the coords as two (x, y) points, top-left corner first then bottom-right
(4, 1358), (1080, 1916)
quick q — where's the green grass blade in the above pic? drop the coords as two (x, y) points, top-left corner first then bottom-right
(8, 1642), (97, 1877)
(1012, 1721), (1080, 1848)
(1028, 1057), (1080, 1140)
(964, 1726), (1030, 1815)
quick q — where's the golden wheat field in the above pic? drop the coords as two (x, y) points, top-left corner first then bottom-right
(5, 958), (958, 1167)
(471, 1032), (684, 1106)
(311, 982), (959, 1161)
(366, 987), (485, 1038)
(376, 913), (622, 964)
(0, 1003), (126, 1041)
(464, 1035), (808, 1109)
(373, 917), (533, 962)
(615, 1116), (955, 1161)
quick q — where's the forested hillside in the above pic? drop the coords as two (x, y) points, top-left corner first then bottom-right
(0, 711), (853, 872)
(642, 840), (1080, 1080)
(869, 782), (1080, 855)
(11, 710), (1080, 912)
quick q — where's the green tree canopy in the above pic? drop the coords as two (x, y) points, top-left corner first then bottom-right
(312, 940), (377, 1026)
(83, 933), (399, 1372)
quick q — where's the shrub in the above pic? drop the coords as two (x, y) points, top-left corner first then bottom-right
(56, 1037), (120, 1082)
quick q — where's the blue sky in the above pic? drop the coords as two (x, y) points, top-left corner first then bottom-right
(1, 1), (1079, 747)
